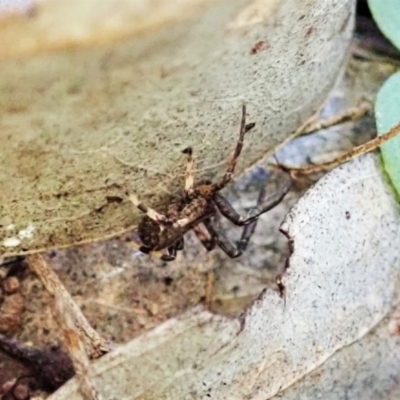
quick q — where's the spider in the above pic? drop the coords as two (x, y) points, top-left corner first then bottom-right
(129, 105), (291, 261)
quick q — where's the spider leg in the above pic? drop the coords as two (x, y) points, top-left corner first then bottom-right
(139, 245), (151, 254)
(192, 223), (216, 251)
(129, 194), (169, 224)
(176, 237), (185, 251)
(203, 219), (241, 258)
(137, 244), (176, 261)
(161, 246), (177, 261)
(213, 104), (255, 191)
(213, 174), (291, 227)
(237, 218), (258, 252)
(236, 184), (272, 251)
(182, 147), (194, 193)
(173, 204), (214, 229)
(161, 238), (184, 261)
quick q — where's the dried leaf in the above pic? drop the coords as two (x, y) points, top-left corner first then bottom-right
(48, 154), (400, 400)
(0, 0), (355, 257)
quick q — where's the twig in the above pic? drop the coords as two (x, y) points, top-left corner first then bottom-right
(281, 121), (400, 174)
(27, 254), (110, 400)
(298, 102), (372, 137)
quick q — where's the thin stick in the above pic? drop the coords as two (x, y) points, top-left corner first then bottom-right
(283, 121), (400, 174)
(298, 102), (372, 137)
(28, 254), (110, 400)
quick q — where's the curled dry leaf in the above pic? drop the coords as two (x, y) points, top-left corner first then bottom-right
(48, 154), (400, 400)
(0, 0), (355, 256)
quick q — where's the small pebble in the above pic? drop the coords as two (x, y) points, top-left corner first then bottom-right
(3, 276), (20, 294)
(0, 293), (24, 332)
(2, 378), (17, 394)
(14, 382), (30, 400)
(0, 267), (8, 279)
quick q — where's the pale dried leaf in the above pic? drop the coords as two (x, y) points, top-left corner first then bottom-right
(0, 0), (355, 256)
(49, 154), (400, 400)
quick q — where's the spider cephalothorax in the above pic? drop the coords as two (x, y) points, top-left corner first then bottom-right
(129, 105), (291, 261)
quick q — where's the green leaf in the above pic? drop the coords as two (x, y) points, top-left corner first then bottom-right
(368, 0), (400, 50)
(375, 71), (400, 196)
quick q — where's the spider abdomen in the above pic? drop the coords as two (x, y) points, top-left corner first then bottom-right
(137, 217), (162, 249)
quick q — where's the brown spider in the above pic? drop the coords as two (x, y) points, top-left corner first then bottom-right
(129, 105), (291, 261)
